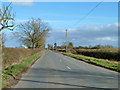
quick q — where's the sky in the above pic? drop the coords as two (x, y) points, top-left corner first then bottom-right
(1, 1), (118, 48)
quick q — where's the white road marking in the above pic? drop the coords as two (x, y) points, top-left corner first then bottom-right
(66, 66), (71, 70)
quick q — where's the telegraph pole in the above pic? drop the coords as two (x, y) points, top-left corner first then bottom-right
(66, 29), (67, 52)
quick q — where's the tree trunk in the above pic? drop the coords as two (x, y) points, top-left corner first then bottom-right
(32, 43), (36, 49)
(32, 43), (34, 49)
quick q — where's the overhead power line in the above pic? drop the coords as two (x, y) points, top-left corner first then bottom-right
(68, 0), (104, 29)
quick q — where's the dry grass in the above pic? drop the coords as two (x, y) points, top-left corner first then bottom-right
(2, 48), (41, 69)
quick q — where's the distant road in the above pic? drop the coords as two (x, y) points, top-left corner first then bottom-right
(14, 50), (118, 88)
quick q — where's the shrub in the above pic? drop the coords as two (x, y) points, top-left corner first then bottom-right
(74, 49), (119, 61)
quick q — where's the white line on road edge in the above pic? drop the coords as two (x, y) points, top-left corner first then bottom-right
(66, 66), (71, 70)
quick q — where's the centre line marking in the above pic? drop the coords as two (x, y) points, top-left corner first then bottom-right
(66, 66), (71, 70)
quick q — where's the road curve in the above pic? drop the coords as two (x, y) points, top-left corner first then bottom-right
(14, 50), (118, 88)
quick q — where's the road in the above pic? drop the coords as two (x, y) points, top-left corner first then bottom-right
(14, 50), (118, 89)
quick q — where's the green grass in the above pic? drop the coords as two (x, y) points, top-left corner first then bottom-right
(60, 52), (119, 72)
(2, 50), (44, 88)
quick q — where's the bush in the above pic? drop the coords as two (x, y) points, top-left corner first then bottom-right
(57, 49), (66, 52)
(70, 49), (77, 54)
(73, 49), (119, 61)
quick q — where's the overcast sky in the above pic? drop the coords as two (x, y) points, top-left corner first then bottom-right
(1, 1), (118, 48)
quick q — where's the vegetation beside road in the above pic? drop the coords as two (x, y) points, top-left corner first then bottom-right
(2, 50), (44, 88)
(56, 48), (119, 61)
(59, 52), (119, 72)
(0, 2), (50, 88)
(53, 49), (119, 72)
(51, 42), (119, 72)
(2, 48), (42, 69)
(71, 49), (119, 61)
(49, 42), (119, 61)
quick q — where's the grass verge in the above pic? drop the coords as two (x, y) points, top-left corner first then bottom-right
(2, 50), (44, 88)
(57, 51), (119, 72)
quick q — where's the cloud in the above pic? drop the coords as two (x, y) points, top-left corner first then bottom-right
(96, 37), (112, 41)
(3, 0), (119, 2)
(12, 2), (34, 6)
(47, 23), (118, 47)
(2, 0), (34, 6)
(8, 0), (33, 2)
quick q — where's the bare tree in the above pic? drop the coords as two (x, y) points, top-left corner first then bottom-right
(16, 18), (50, 49)
(0, 2), (17, 31)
